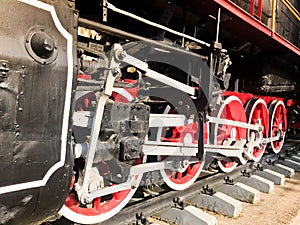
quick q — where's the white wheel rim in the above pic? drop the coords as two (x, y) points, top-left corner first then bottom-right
(59, 174), (142, 224)
(217, 160), (238, 173)
(269, 100), (286, 154)
(160, 161), (203, 190)
(60, 88), (142, 224)
(214, 96), (244, 172)
(245, 98), (268, 161)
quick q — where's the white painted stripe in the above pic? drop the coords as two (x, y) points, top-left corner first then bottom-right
(149, 114), (185, 127)
(0, 0), (74, 194)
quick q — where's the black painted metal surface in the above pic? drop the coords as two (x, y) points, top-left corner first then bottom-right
(0, 0), (77, 224)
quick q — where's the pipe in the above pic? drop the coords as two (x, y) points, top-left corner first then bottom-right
(78, 18), (209, 61)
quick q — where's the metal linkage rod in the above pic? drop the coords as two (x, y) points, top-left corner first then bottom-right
(106, 2), (211, 48)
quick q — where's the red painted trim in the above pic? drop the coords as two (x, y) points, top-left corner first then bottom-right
(272, 33), (300, 56)
(250, 0), (255, 16)
(213, 0), (300, 57)
(257, 0), (262, 19)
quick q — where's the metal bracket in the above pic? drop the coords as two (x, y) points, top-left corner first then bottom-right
(173, 197), (185, 210)
(135, 213), (149, 225)
(254, 164), (264, 171)
(201, 185), (216, 196)
(102, 0), (108, 22)
(266, 159), (275, 166)
(224, 176), (235, 185)
(241, 169), (252, 177)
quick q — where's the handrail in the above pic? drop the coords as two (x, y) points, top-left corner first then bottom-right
(250, 0), (263, 20)
(281, 0), (300, 19)
(270, 0), (300, 36)
(271, 0), (277, 34)
(106, 2), (211, 48)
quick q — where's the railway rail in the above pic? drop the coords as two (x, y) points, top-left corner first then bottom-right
(51, 140), (300, 225)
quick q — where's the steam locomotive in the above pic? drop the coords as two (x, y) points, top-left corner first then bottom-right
(0, 0), (299, 224)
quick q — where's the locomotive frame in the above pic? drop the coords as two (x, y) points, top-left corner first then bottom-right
(0, 0), (298, 224)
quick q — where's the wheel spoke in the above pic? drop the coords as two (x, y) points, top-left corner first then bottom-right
(245, 98), (269, 162)
(159, 109), (203, 190)
(176, 172), (182, 181)
(186, 165), (191, 174)
(214, 96), (246, 173)
(62, 90), (143, 223)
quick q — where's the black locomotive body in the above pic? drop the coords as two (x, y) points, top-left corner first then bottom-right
(0, 0), (299, 224)
(0, 0), (77, 224)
